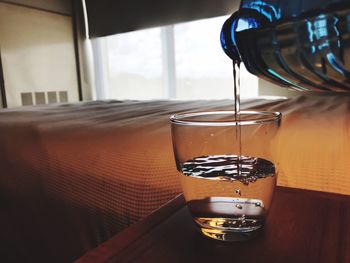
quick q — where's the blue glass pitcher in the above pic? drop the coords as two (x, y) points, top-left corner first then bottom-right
(221, 0), (350, 92)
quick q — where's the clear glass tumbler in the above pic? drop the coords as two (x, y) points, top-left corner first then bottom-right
(170, 111), (281, 241)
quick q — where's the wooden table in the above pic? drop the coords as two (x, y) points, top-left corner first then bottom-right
(76, 186), (350, 263)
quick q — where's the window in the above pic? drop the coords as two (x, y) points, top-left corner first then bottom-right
(96, 16), (259, 100)
(106, 27), (163, 100)
(174, 17), (258, 99)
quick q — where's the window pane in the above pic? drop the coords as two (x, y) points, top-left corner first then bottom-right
(174, 16), (258, 99)
(106, 28), (163, 100)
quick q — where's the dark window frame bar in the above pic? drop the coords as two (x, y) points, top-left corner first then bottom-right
(0, 50), (7, 108)
(72, 0), (83, 101)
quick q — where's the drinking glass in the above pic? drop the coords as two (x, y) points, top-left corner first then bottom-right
(170, 111), (281, 241)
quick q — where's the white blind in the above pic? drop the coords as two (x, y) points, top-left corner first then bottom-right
(0, 2), (79, 107)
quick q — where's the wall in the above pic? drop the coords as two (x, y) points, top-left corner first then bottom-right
(1, 0), (72, 15)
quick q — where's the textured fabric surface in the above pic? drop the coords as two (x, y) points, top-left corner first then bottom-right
(1, 95), (349, 262)
(267, 94), (350, 195)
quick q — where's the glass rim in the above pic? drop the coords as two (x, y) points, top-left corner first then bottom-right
(170, 110), (281, 126)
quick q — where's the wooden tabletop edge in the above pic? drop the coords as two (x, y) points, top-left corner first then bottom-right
(75, 194), (185, 263)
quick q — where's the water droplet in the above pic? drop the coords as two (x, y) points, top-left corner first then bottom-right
(235, 189), (241, 196)
(235, 204), (242, 209)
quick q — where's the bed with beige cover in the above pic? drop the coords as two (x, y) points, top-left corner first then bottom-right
(0, 94), (349, 262)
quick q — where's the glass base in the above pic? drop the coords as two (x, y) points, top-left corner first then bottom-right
(194, 217), (264, 241)
(199, 226), (262, 241)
